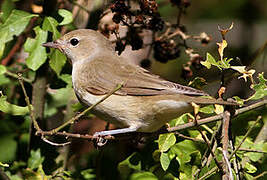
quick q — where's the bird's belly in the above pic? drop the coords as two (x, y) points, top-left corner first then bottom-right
(75, 89), (191, 132)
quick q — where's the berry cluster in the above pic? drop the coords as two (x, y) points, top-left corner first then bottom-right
(153, 40), (180, 63)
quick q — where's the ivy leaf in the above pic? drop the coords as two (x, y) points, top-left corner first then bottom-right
(49, 49), (67, 76)
(249, 73), (267, 100)
(0, 95), (29, 115)
(42, 16), (60, 40)
(27, 149), (44, 170)
(0, 10), (38, 43)
(201, 53), (221, 70)
(158, 133), (176, 152)
(231, 66), (255, 82)
(160, 152), (171, 171)
(0, 65), (7, 75)
(24, 26), (48, 71)
(199, 105), (214, 114)
(58, 9), (73, 25)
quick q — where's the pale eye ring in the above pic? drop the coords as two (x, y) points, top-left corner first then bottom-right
(70, 38), (79, 46)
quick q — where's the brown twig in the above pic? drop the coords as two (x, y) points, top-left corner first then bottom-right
(193, 116), (223, 172)
(222, 111), (233, 180)
(18, 74), (41, 131)
(32, 99), (267, 144)
(1, 36), (24, 66)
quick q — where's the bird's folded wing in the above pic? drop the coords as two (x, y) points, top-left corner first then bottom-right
(85, 56), (207, 96)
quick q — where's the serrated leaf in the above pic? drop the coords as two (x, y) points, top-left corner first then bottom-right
(49, 49), (67, 76)
(160, 152), (170, 171)
(58, 9), (73, 25)
(0, 10), (38, 43)
(0, 65), (7, 75)
(42, 16), (60, 40)
(27, 149), (44, 170)
(24, 26), (48, 71)
(0, 95), (29, 115)
(158, 133), (176, 152)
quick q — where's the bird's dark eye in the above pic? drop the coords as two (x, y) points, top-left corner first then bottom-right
(70, 38), (79, 46)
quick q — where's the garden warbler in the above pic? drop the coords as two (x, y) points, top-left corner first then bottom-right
(43, 29), (236, 136)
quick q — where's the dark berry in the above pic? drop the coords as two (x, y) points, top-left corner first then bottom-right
(115, 40), (126, 55)
(140, 58), (151, 68)
(153, 40), (180, 63)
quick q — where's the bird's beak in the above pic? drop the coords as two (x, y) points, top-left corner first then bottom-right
(42, 40), (64, 53)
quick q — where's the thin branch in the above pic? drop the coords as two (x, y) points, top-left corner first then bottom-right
(222, 111), (232, 180)
(41, 136), (71, 146)
(5, 71), (33, 83)
(33, 99), (267, 143)
(167, 99), (267, 132)
(199, 167), (218, 180)
(18, 74), (41, 131)
(37, 84), (123, 135)
(229, 116), (262, 159)
(193, 117), (223, 172)
(238, 148), (267, 154)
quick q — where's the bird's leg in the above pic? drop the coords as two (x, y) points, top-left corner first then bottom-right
(93, 127), (138, 136)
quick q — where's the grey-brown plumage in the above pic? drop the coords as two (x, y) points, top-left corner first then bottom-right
(43, 29), (236, 136)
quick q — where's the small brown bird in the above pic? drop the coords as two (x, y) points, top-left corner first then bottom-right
(43, 29), (235, 136)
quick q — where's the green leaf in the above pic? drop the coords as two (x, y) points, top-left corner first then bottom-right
(201, 53), (221, 70)
(0, 74), (10, 85)
(49, 49), (67, 76)
(0, 135), (17, 162)
(245, 141), (266, 162)
(58, 9), (73, 25)
(118, 153), (142, 179)
(42, 16), (60, 40)
(0, 162), (9, 167)
(160, 152), (170, 171)
(249, 73), (267, 100)
(199, 105), (214, 114)
(0, 65), (7, 75)
(27, 149), (44, 170)
(129, 172), (157, 180)
(24, 26), (48, 71)
(0, 0), (15, 22)
(244, 162), (257, 173)
(158, 133), (176, 152)
(170, 140), (198, 165)
(0, 10), (38, 43)
(60, 74), (72, 86)
(81, 169), (96, 180)
(0, 31), (8, 58)
(0, 95), (29, 115)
